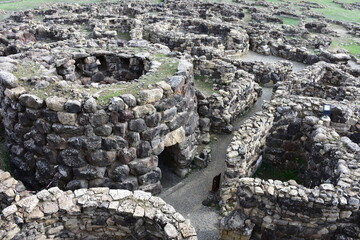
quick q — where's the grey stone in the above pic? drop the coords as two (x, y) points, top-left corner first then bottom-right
(84, 98), (97, 113)
(87, 151), (116, 167)
(90, 111), (109, 127)
(94, 124), (113, 136)
(128, 156), (158, 175)
(129, 119), (147, 132)
(139, 167), (161, 185)
(19, 94), (44, 109)
(118, 147), (137, 164)
(58, 149), (86, 167)
(108, 97), (126, 111)
(73, 165), (99, 180)
(0, 70), (18, 88)
(145, 113), (161, 127)
(110, 164), (130, 181)
(64, 100), (82, 113)
(121, 94), (137, 107)
(45, 96), (66, 111)
(136, 141), (152, 158)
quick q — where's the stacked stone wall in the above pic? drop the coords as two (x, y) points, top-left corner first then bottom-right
(0, 169), (197, 240)
(0, 57), (199, 193)
(194, 58), (261, 132)
(144, 18), (249, 56)
(289, 62), (360, 101)
(220, 82), (360, 239)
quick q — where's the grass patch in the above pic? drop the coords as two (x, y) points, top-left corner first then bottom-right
(253, 158), (305, 184)
(194, 75), (216, 97)
(330, 38), (360, 58)
(303, 0), (360, 22)
(12, 62), (44, 79)
(96, 54), (179, 105)
(0, 0), (119, 11)
(282, 17), (300, 26)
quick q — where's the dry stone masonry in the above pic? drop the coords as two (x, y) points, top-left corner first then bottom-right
(0, 0), (359, 239)
(221, 62), (360, 239)
(0, 169), (197, 240)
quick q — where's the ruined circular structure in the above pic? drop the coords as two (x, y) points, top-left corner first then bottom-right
(0, 44), (200, 193)
(221, 62), (360, 239)
(0, 169), (197, 240)
(0, 0), (359, 239)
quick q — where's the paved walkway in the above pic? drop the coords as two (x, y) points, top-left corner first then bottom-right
(159, 54), (307, 240)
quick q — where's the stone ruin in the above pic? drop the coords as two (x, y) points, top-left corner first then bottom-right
(221, 63), (360, 239)
(0, 170), (197, 240)
(1, 46), (199, 194)
(0, 0), (358, 239)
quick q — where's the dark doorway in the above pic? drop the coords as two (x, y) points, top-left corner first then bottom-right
(158, 146), (181, 190)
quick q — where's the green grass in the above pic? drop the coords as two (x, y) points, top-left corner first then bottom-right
(0, 0), (119, 11)
(331, 39), (360, 58)
(282, 17), (300, 26)
(96, 54), (179, 105)
(303, 0), (360, 22)
(253, 161), (304, 184)
(12, 62), (43, 79)
(0, 0), (120, 20)
(194, 75), (216, 97)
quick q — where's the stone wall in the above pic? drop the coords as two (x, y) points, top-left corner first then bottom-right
(220, 65), (360, 239)
(228, 58), (293, 84)
(289, 61), (360, 101)
(144, 18), (249, 56)
(0, 54), (199, 193)
(0, 170), (197, 240)
(194, 58), (261, 132)
(221, 123), (359, 239)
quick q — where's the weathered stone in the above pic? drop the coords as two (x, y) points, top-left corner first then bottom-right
(133, 104), (156, 118)
(164, 127), (186, 147)
(108, 97), (126, 111)
(45, 96), (66, 111)
(128, 156), (158, 175)
(58, 149), (86, 167)
(19, 94), (44, 109)
(0, 70), (18, 88)
(57, 112), (77, 125)
(139, 88), (163, 104)
(129, 119), (147, 132)
(64, 100), (82, 113)
(84, 98), (97, 113)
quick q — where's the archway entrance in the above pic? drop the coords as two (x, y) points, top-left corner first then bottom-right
(158, 146), (181, 190)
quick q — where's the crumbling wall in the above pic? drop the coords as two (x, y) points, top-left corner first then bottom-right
(0, 57), (199, 193)
(144, 18), (249, 56)
(221, 125), (359, 239)
(0, 170), (198, 240)
(194, 58), (261, 132)
(290, 62), (360, 101)
(220, 88), (360, 239)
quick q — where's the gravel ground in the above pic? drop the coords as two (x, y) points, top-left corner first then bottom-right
(237, 51), (307, 72)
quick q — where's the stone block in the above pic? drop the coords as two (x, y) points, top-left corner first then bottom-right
(129, 118), (147, 132)
(128, 156), (158, 175)
(64, 100), (82, 113)
(19, 94), (44, 109)
(57, 112), (77, 125)
(58, 149), (86, 168)
(139, 88), (164, 104)
(164, 127), (186, 147)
